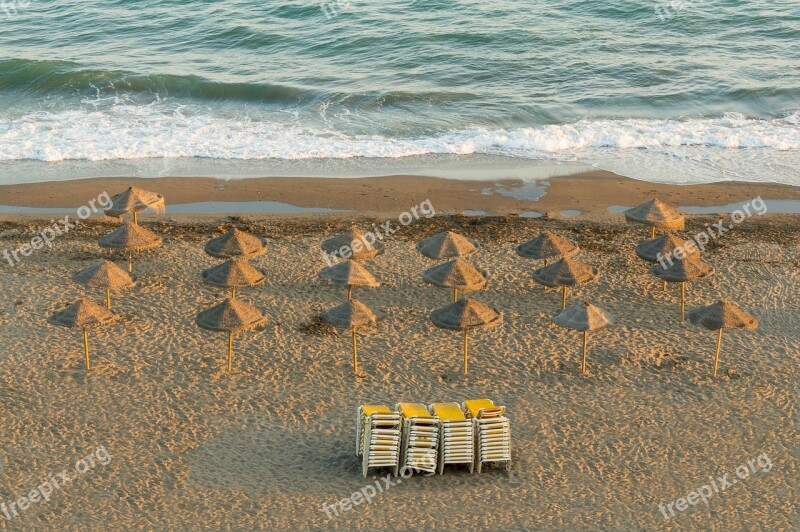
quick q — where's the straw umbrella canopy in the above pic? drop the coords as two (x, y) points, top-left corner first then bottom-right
(430, 298), (502, 374)
(98, 222), (162, 272)
(650, 257), (715, 321)
(195, 298), (265, 373)
(72, 260), (136, 310)
(48, 299), (118, 370)
(636, 233), (700, 291)
(553, 301), (612, 374)
(105, 186), (165, 224)
(417, 231), (480, 260)
(624, 199), (685, 238)
(689, 300), (758, 377)
(422, 259), (487, 302)
(204, 228), (267, 259)
(533, 257), (598, 309)
(516, 231), (579, 265)
(201, 257), (266, 299)
(318, 259), (380, 300)
(320, 299), (379, 376)
(321, 228), (384, 261)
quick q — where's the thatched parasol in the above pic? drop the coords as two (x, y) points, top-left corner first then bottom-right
(430, 298), (502, 374)
(105, 186), (165, 224)
(201, 257), (266, 298)
(320, 299), (379, 376)
(204, 228), (267, 259)
(72, 260), (135, 309)
(195, 298), (265, 372)
(553, 301), (612, 374)
(516, 231), (579, 265)
(318, 260), (380, 300)
(689, 300), (758, 377)
(533, 257), (599, 309)
(636, 233), (700, 291)
(422, 259), (487, 302)
(321, 228), (385, 261)
(624, 199), (685, 238)
(417, 231), (480, 260)
(48, 299), (118, 370)
(98, 222), (162, 272)
(650, 257), (714, 321)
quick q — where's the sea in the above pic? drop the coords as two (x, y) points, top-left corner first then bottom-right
(0, 0), (798, 185)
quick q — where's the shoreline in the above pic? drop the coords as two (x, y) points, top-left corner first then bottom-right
(1, 172), (799, 218)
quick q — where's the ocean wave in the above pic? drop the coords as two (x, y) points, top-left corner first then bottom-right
(0, 108), (797, 164)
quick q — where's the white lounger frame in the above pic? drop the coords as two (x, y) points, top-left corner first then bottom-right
(358, 407), (401, 478)
(430, 404), (475, 475)
(396, 404), (438, 475)
(463, 402), (511, 474)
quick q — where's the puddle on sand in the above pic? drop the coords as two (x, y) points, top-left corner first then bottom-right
(481, 181), (548, 201)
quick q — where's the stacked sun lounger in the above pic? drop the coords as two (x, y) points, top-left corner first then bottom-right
(355, 399), (510, 477)
(463, 398), (512, 473)
(357, 405), (402, 478)
(397, 403), (439, 475)
(429, 402), (475, 474)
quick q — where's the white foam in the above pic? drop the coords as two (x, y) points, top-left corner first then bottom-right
(0, 107), (798, 185)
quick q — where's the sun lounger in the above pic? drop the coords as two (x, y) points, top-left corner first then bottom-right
(357, 405), (401, 478)
(397, 403), (439, 475)
(429, 402), (474, 475)
(462, 398), (511, 473)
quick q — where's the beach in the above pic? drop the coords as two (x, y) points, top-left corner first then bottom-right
(0, 174), (797, 529)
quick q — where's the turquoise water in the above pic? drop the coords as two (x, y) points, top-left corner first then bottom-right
(0, 0), (798, 184)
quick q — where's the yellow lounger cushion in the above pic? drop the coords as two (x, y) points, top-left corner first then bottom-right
(431, 402), (466, 422)
(362, 405), (392, 416)
(398, 403), (434, 419)
(464, 399), (495, 419)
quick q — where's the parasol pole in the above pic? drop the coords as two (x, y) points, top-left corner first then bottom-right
(453, 288), (458, 302)
(663, 280), (667, 292)
(127, 250), (132, 272)
(231, 286), (236, 299)
(713, 328), (723, 377)
(562, 286), (568, 309)
(133, 211), (138, 225)
(581, 330), (588, 374)
(83, 327), (90, 370)
(352, 327), (358, 375)
(227, 331), (233, 372)
(105, 288), (111, 309)
(651, 226), (656, 239)
(348, 285), (353, 300)
(463, 329), (469, 374)
(680, 282), (685, 321)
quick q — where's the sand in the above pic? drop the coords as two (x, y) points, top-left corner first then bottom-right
(0, 176), (798, 529)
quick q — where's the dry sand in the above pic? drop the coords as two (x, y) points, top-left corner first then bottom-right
(0, 176), (798, 530)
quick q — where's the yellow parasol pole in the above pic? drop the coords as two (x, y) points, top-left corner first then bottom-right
(348, 285), (353, 300)
(231, 286), (236, 299)
(127, 250), (132, 272)
(713, 328), (723, 377)
(663, 280), (667, 291)
(581, 330), (588, 374)
(680, 282), (685, 321)
(105, 288), (111, 309)
(453, 288), (458, 302)
(133, 211), (138, 225)
(463, 329), (469, 374)
(651, 226), (656, 239)
(352, 327), (358, 375)
(562, 286), (568, 309)
(83, 327), (90, 370)
(227, 331), (233, 372)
